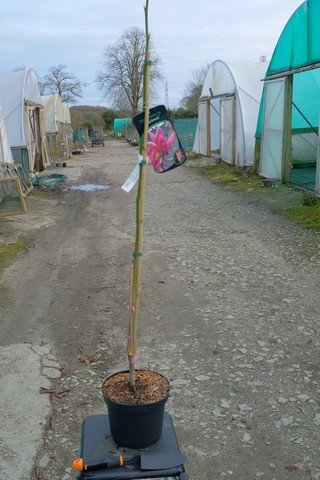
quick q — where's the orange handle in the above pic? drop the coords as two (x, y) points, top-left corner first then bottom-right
(72, 455), (124, 471)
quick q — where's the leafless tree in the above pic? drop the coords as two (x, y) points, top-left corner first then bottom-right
(180, 64), (209, 113)
(39, 65), (87, 104)
(96, 27), (163, 116)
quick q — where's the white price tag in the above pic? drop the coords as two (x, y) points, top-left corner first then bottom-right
(121, 155), (145, 193)
(121, 164), (140, 192)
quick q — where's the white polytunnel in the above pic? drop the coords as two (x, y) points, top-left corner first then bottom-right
(0, 68), (49, 174)
(42, 94), (72, 149)
(193, 60), (269, 167)
(0, 104), (13, 164)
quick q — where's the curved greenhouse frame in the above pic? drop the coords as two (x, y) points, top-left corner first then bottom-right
(256, 0), (320, 193)
(193, 60), (268, 167)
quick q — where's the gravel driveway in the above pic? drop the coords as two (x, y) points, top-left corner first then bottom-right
(1, 139), (320, 480)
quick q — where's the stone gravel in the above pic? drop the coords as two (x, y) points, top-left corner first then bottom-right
(1, 141), (320, 480)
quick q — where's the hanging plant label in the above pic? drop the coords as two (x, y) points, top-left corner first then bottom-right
(121, 155), (144, 193)
(133, 105), (187, 173)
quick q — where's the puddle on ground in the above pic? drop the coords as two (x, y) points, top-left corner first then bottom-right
(67, 184), (110, 192)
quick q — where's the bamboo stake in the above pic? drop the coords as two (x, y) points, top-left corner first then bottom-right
(128, 0), (151, 389)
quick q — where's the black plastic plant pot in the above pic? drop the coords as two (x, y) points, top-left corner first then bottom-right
(102, 370), (170, 448)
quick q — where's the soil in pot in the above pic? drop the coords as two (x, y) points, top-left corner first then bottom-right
(102, 370), (170, 448)
(102, 370), (169, 404)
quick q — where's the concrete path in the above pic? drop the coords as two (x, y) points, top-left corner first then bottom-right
(0, 344), (61, 479)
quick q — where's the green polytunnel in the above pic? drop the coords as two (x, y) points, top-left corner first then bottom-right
(114, 118), (133, 135)
(256, 0), (320, 193)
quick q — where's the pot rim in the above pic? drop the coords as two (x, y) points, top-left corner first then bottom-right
(102, 369), (170, 406)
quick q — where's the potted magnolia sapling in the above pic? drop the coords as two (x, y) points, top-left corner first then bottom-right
(101, 0), (186, 449)
(101, 0), (169, 449)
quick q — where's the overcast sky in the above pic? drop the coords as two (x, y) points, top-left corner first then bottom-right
(0, 0), (303, 108)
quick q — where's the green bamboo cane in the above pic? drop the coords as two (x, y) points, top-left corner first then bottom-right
(128, 0), (151, 390)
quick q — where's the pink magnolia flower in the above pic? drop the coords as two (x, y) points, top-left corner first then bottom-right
(147, 127), (176, 172)
(149, 127), (175, 155)
(147, 143), (163, 171)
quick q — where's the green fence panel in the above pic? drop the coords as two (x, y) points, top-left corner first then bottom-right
(73, 129), (86, 144)
(114, 118), (133, 134)
(172, 118), (197, 150)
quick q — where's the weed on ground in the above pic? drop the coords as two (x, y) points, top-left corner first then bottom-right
(197, 161), (320, 229)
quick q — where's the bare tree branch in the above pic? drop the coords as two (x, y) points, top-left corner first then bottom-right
(95, 27), (163, 116)
(180, 64), (209, 113)
(39, 65), (87, 104)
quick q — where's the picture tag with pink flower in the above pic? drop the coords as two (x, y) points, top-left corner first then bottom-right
(133, 105), (187, 173)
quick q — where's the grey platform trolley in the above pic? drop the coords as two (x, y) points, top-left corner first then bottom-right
(74, 412), (188, 480)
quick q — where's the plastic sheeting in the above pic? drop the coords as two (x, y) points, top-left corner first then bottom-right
(256, 0), (320, 137)
(193, 60), (268, 166)
(0, 68), (43, 148)
(259, 79), (285, 179)
(0, 104), (13, 164)
(267, 0), (320, 77)
(257, 0), (320, 192)
(42, 94), (70, 133)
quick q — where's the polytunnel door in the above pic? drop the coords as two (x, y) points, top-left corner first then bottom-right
(260, 79), (285, 180)
(26, 101), (45, 173)
(196, 101), (209, 156)
(210, 98), (220, 153)
(289, 69), (320, 192)
(220, 96), (235, 164)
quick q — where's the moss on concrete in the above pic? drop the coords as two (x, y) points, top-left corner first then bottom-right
(0, 237), (25, 275)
